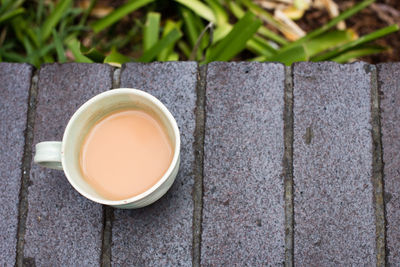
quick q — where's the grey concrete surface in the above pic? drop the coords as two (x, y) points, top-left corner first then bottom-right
(293, 62), (376, 266)
(0, 63), (32, 266)
(202, 62), (286, 266)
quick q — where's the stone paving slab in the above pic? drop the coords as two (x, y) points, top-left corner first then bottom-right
(293, 62), (376, 265)
(378, 63), (400, 265)
(112, 62), (197, 266)
(24, 63), (113, 265)
(0, 63), (32, 266)
(202, 62), (285, 265)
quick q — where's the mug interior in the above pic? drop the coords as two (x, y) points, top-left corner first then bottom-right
(61, 89), (179, 205)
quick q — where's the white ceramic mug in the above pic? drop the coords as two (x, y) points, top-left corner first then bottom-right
(34, 88), (180, 209)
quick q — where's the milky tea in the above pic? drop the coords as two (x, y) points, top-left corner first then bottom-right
(79, 109), (173, 201)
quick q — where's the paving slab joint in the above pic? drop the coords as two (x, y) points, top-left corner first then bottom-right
(100, 67), (121, 267)
(371, 64), (387, 267)
(283, 66), (294, 267)
(100, 206), (114, 267)
(192, 64), (207, 267)
(16, 68), (38, 267)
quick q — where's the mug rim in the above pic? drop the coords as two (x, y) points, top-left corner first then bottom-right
(61, 88), (181, 206)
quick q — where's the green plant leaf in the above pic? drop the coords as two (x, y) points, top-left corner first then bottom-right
(228, 0), (287, 46)
(143, 12), (160, 51)
(260, 30), (356, 65)
(41, 0), (72, 42)
(52, 29), (66, 63)
(167, 52), (179, 61)
(331, 45), (387, 63)
(312, 24), (399, 61)
(267, 45), (307, 65)
(80, 45), (105, 62)
(205, 0), (228, 25)
(247, 35), (276, 57)
(181, 7), (200, 47)
(66, 38), (93, 63)
(205, 11), (261, 63)
(79, 0), (97, 27)
(104, 47), (132, 67)
(139, 28), (182, 62)
(177, 40), (191, 58)
(174, 0), (215, 22)
(0, 7), (24, 25)
(2, 51), (27, 62)
(91, 0), (154, 33)
(285, 0), (375, 50)
(240, 0), (283, 30)
(304, 29), (356, 56)
(157, 20), (182, 61)
(36, 0), (44, 24)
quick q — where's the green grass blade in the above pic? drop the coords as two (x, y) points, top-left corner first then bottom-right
(91, 0), (154, 33)
(41, 0), (72, 42)
(0, 8), (24, 24)
(262, 45), (307, 65)
(174, 0), (215, 22)
(80, 46), (105, 62)
(228, 0), (287, 46)
(205, 11), (261, 62)
(139, 28), (182, 62)
(66, 38), (93, 63)
(247, 35), (276, 57)
(240, 0), (282, 30)
(167, 52), (179, 61)
(205, 0), (228, 25)
(312, 24), (399, 61)
(257, 27), (287, 46)
(331, 45), (387, 63)
(52, 29), (66, 63)
(261, 29), (355, 65)
(181, 7), (200, 46)
(213, 24), (232, 43)
(2, 51), (27, 62)
(43, 54), (55, 63)
(157, 20), (181, 61)
(143, 12), (160, 51)
(79, 0), (97, 26)
(285, 0), (375, 49)
(177, 40), (191, 58)
(104, 48), (132, 67)
(36, 0), (44, 24)
(0, 0), (10, 13)
(304, 29), (355, 57)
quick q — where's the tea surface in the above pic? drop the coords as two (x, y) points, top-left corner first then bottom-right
(80, 109), (173, 200)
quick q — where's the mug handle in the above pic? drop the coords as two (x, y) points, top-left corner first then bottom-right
(34, 141), (63, 170)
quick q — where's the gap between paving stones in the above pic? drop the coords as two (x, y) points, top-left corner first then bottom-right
(100, 67), (121, 267)
(370, 64), (387, 266)
(283, 66), (294, 267)
(15, 69), (38, 267)
(192, 64), (207, 267)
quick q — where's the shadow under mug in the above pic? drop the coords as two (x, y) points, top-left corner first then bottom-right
(34, 88), (181, 209)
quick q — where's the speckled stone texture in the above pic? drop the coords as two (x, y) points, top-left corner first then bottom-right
(202, 62), (285, 266)
(293, 62), (376, 265)
(0, 63), (32, 266)
(24, 63), (112, 265)
(112, 62), (197, 266)
(378, 63), (400, 265)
